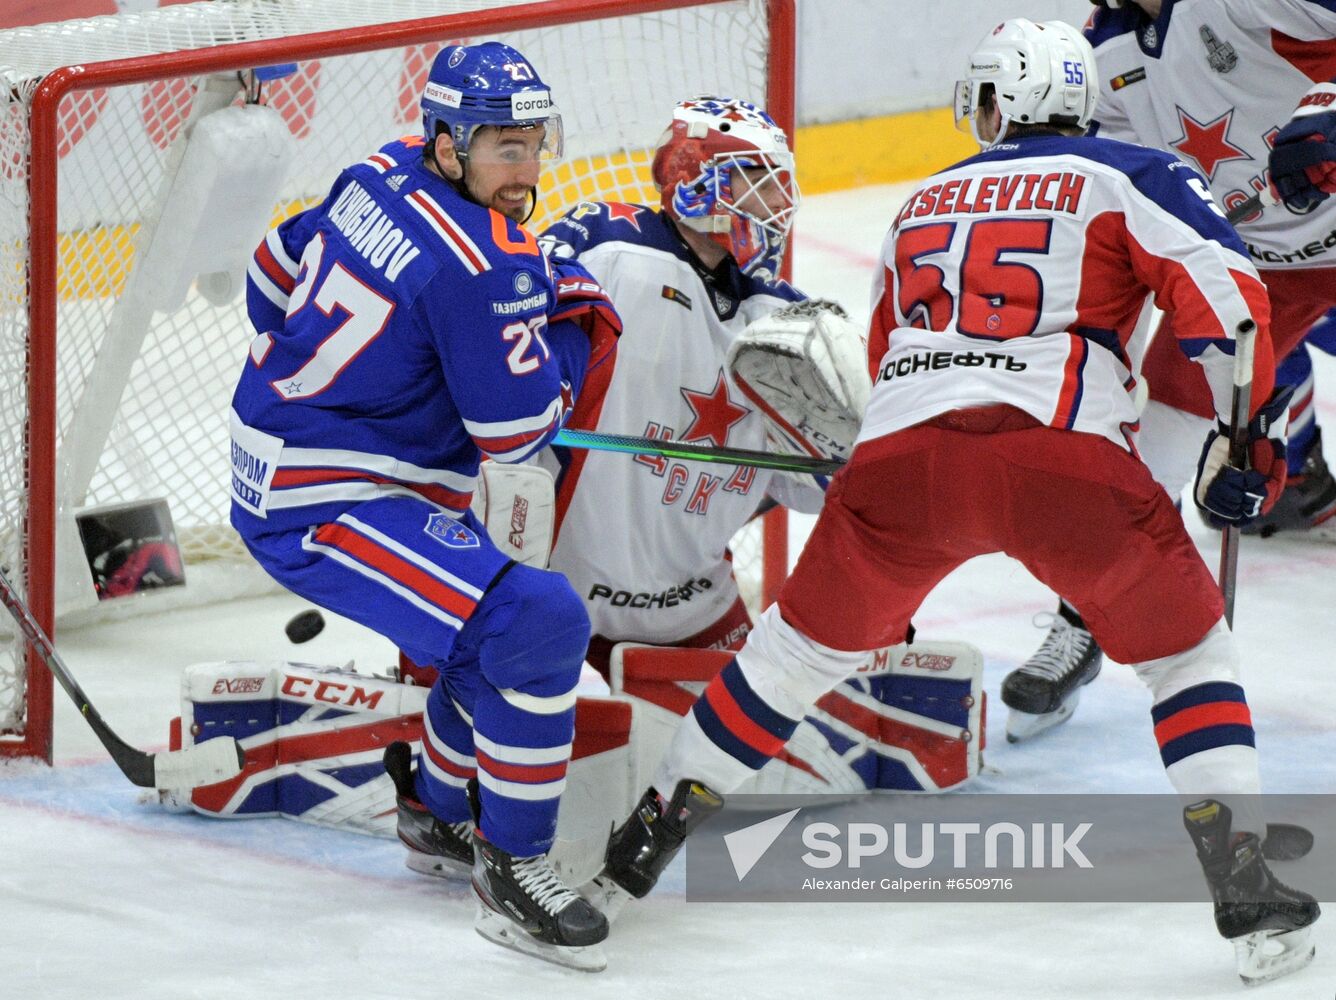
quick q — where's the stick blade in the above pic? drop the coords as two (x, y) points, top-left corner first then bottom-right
(151, 737), (246, 790)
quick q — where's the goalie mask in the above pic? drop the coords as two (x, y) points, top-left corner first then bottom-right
(421, 41), (563, 164)
(652, 96), (800, 277)
(953, 19), (1099, 147)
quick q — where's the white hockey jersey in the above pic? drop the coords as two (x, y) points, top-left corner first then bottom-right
(861, 132), (1271, 450)
(1087, 0), (1336, 269)
(534, 205), (819, 646)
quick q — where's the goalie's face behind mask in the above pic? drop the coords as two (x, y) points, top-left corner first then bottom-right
(652, 96), (800, 276)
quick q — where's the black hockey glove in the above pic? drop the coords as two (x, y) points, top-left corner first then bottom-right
(1194, 386), (1293, 527)
(1269, 83), (1336, 213)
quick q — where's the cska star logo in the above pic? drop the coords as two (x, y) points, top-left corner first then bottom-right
(1169, 105), (1250, 180)
(605, 203), (644, 230)
(680, 370), (749, 447)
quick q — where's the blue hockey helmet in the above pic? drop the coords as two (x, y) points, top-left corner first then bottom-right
(420, 42), (563, 161)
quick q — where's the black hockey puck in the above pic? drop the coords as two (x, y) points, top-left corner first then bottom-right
(285, 609), (326, 644)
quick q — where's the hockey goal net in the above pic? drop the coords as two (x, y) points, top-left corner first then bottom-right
(0, 0), (793, 760)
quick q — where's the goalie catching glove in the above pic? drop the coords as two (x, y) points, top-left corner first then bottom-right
(1195, 386), (1293, 527)
(727, 299), (870, 463)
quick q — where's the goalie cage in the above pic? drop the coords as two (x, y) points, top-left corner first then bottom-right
(0, 0), (795, 761)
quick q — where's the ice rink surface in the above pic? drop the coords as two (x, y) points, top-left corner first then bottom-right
(2, 180), (1335, 999)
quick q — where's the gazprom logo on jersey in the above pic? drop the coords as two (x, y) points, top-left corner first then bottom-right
(510, 90), (551, 120)
(424, 513), (480, 549)
(492, 269), (548, 315)
(491, 291), (550, 316)
(423, 82), (463, 109)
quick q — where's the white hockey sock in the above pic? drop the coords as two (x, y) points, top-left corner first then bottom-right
(1134, 621), (1264, 835)
(652, 605), (867, 794)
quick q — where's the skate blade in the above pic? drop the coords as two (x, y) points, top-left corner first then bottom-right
(1232, 925), (1316, 986)
(405, 848), (472, 881)
(1005, 690), (1080, 743)
(474, 903), (607, 972)
(579, 876), (634, 924)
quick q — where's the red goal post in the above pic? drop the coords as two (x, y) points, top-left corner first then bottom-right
(0, 0), (794, 761)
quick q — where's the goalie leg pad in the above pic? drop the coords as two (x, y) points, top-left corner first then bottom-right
(172, 661), (429, 834)
(169, 661), (637, 887)
(606, 618), (984, 800)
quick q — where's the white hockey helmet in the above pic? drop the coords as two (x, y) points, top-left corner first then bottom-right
(652, 96), (799, 277)
(953, 19), (1099, 147)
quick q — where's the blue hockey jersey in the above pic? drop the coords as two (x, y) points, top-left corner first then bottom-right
(231, 137), (598, 534)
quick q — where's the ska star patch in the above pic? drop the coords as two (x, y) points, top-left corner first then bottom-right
(424, 513), (480, 549)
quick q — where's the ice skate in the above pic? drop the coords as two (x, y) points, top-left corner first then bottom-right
(582, 779), (723, 921)
(1002, 602), (1103, 742)
(1240, 428), (1336, 539)
(1184, 800), (1320, 986)
(472, 832), (609, 972)
(383, 741), (474, 880)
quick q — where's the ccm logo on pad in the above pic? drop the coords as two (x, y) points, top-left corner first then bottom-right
(280, 674), (385, 710)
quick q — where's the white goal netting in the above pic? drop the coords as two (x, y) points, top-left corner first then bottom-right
(0, 0), (785, 746)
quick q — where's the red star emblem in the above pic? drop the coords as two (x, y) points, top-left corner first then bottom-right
(1169, 106), (1250, 181)
(605, 203), (643, 231)
(680, 371), (749, 447)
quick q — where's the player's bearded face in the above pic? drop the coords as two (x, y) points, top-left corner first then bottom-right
(464, 126), (546, 221)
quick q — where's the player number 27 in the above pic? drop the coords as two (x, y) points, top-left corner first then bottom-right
(271, 232), (395, 400)
(893, 217), (1053, 338)
(502, 314), (552, 375)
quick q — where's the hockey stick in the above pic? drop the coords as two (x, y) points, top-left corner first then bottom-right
(1225, 188), (1279, 226)
(553, 427), (844, 475)
(0, 567), (245, 789)
(1218, 318), (1257, 628)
